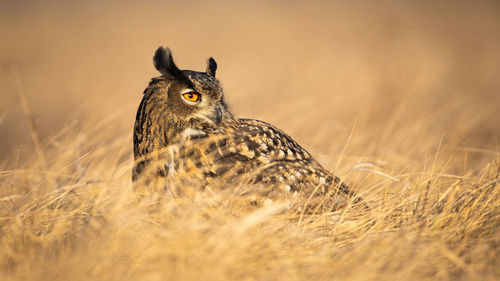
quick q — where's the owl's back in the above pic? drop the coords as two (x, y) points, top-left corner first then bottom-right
(134, 118), (353, 211)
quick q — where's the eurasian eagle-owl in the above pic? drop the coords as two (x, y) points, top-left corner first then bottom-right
(133, 46), (359, 211)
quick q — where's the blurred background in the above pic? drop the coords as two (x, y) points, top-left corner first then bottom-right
(1, 2), (499, 280)
(1, 0), (499, 172)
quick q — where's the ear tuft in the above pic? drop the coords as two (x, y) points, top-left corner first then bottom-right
(206, 57), (217, 77)
(153, 46), (183, 77)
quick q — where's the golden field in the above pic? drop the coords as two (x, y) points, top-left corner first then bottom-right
(0, 1), (499, 280)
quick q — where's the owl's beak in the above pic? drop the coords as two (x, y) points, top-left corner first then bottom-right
(189, 106), (222, 129)
(214, 105), (223, 124)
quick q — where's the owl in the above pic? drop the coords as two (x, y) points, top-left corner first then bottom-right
(133, 47), (359, 211)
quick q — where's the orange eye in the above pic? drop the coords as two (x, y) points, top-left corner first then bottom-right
(183, 91), (200, 102)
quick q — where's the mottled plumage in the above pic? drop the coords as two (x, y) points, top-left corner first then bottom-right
(133, 47), (357, 211)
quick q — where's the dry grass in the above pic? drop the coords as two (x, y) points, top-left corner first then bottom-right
(0, 1), (499, 280)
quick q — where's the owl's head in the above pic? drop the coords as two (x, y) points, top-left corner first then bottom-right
(139, 47), (234, 143)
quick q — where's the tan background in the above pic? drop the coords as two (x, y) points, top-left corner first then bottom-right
(0, 1), (499, 280)
(1, 0), (499, 170)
